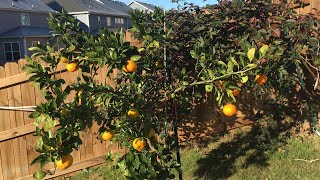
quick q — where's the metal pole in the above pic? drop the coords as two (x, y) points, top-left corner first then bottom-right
(164, 8), (183, 180)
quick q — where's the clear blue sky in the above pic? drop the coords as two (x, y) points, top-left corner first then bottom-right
(120, 0), (218, 10)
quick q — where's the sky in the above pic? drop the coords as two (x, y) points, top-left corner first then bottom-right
(119, 0), (218, 10)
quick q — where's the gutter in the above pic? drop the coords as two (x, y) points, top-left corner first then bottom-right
(0, 35), (53, 39)
(0, 8), (56, 14)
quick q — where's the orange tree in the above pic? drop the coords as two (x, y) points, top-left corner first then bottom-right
(130, 0), (320, 141)
(24, 0), (320, 179)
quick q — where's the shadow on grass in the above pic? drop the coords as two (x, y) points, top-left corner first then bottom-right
(193, 125), (283, 179)
(192, 103), (308, 180)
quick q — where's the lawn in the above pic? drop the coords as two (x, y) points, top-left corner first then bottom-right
(69, 127), (320, 180)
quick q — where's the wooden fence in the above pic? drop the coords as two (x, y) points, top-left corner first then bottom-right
(0, 33), (139, 180)
(296, 0), (320, 15)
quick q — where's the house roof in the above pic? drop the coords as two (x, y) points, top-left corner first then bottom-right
(128, 1), (156, 11)
(0, 0), (55, 13)
(43, 0), (131, 17)
(0, 26), (52, 38)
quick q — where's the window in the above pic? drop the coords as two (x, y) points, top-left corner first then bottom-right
(106, 17), (111, 26)
(4, 42), (21, 61)
(115, 17), (124, 28)
(21, 13), (30, 26)
(32, 41), (40, 47)
(97, 16), (101, 27)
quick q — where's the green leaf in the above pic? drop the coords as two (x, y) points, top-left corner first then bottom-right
(217, 61), (227, 67)
(28, 47), (44, 52)
(29, 112), (40, 119)
(190, 50), (197, 59)
(259, 45), (269, 59)
(33, 170), (47, 180)
(241, 76), (249, 83)
(205, 85), (213, 92)
(230, 56), (239, 67)
(207, 69), (214, 79)
(234, 52), (246, 56)
(133, 154), (140, 169)
(247, 48), (255, 61)
(130, 55), (141, 61)
(35, 137), (44, 152)
(67, 45), (76, 52)
(245, 64), (257, 68)
(227, 61), (234, 72)
(139, 153), (147, 164)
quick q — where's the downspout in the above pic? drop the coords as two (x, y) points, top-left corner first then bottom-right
(88, 13), (91, 33)
(23, 37), (27, 57)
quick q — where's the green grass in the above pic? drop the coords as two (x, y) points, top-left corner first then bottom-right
(69, 129), (320, 180)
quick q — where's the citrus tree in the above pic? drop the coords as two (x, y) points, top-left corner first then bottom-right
(130, 0), (320, 142)
(24, 0), (320, 179)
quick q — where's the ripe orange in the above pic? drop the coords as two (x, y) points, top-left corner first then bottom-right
(123, 60), (137, 73)
(222, 103), (237, 116)
(232, 89), (240, 96)
(127, 108), (139, 119)
(56, 154), (73, 170)
(60, 56), (68, 63)
(60, 108), (69, 116)
(255, 74), (267, 85)
(66, 62), (78, 72)
(101, 130), (115, 141)
(145, 128), (155, 138)
(132, 138), (146, 152)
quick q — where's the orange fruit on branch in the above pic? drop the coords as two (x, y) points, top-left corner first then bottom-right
(101, 130), (115, 141)
(255, 74), (267, 85)
(56, 154), (73, 170)
(66, 62), (78, 72)
(123, 60), (137, 73)
(222, 103), (237, 117)
(132, 138), (146, 152)
(59, 56), (68, 63)
(127, 108), (139, 119)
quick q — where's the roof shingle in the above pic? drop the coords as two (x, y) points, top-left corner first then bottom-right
(136, 1), (156, 11)
(0, 0), (55, 13)
(43, 0), (131, 17)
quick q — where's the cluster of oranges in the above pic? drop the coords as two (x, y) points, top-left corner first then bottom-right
(222, 74), (267, 117)
(59, 56), (78, 72)
(60, 56), (139, 74)
(98, 60), (154, 152)
(55, 58), (141, 170)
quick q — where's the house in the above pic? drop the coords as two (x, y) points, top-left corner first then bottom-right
(42, 0), (132, 33)
(127, 1), (156, 12)
(0, 0), (56, 64)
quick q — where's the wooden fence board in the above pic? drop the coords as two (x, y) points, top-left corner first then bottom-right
(0, 123), (35, 142)
(0, 61), (66, 90)
(0, 66), (7, 180)
(1, 64), (19, 179)
(5, 63), (30, 177)
(18, 60), (39, 175)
